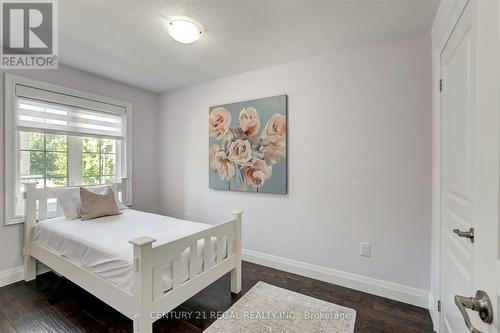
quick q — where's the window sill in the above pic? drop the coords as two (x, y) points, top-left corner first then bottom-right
(5, 216), (25, 226)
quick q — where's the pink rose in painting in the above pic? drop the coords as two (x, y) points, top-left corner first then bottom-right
(243, 158), (272, 189)
(238, 107), (260, 136)
(262, 113), (286, 145)
(212, 151), (236, 181)
(209, 144), (219, 168)
(227, 139), (252, 165)
(264, 141), (286, 164)
(209, 107), (232, 140)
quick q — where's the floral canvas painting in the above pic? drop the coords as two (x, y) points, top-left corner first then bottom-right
(209, 95), (287, 194)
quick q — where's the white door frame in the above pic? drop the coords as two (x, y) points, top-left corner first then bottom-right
(431, 0), (500, 332)
(430, 0), (469, 331)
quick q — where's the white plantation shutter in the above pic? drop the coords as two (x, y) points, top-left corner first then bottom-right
(15, 84), (126, 139)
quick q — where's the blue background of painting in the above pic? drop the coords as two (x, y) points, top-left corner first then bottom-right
(209, 95), (287, 194)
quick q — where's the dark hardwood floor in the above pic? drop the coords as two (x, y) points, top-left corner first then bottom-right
(0, 261), (433, 333)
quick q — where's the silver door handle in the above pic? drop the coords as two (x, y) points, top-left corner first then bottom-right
(454, 290), (493, 333)
(453, 228), (474, 242)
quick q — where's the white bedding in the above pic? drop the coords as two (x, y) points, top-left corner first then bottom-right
(32, 209), (226, 294)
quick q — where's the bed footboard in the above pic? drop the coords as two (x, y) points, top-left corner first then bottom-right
(129, 211), (243, 333)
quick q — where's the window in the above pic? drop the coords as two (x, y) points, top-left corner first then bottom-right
(16, 133), (120, 217)
(5, 74), (132, 224)
(19, 131), (68, 188)
(17, 132), (69, 218)
(82, 137), (117, 185)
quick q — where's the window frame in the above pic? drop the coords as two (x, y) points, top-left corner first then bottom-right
(4, 74), (133, 225)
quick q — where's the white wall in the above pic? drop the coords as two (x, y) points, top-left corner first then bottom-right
(0, 65), (160, 273)
(158, 32), (432, 291)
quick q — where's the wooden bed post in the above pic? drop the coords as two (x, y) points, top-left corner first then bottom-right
(230, 210), (243, 294)
(24, 183), (37, 281)
(129, 236), (156, 333)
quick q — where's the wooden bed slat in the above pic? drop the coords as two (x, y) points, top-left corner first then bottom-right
(216, 238), (224, 264)
(38, 198), (48, 221)
(172, 257), (181, 289)
(189, 243), (197, 280)
(228, 234), (234, 257)
(153, 266), (163, 299)
(204, 237), (211, 272)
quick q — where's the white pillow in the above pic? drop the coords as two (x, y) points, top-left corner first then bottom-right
(55, 187), (81, 220)
(55, 184), (127, 220)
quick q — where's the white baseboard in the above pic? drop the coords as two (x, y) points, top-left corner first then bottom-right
(0, 264), (51, 288)
(242, 249), (430, 309)
(0, 266), (24, 288)
(1, 251), (429, 310)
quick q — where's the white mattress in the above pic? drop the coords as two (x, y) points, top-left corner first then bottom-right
(32, 209), (226, 294)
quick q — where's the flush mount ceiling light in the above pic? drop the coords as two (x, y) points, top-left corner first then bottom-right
(167, 19), (202, 44)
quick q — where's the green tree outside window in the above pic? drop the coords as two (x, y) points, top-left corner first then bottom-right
(82, 137), (116, 185)
(19, 132), (68, 188)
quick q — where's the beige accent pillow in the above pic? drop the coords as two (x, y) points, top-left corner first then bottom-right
(80, 186), (121, 221)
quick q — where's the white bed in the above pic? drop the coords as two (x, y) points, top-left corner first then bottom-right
(23, 179), (242, 333)
(32, 209), (227, 294)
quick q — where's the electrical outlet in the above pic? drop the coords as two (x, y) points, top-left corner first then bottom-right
(360, 242), (371, 257)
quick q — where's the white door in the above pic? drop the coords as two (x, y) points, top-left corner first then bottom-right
(439, 0), (500, 332)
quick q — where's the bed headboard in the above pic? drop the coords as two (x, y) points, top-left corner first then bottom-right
(23, 178), (129, 223)
(22, 178), (129, 282)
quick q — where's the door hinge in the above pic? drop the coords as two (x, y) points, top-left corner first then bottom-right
(439, 79), (443, 92)
(438, 300), (441, 312)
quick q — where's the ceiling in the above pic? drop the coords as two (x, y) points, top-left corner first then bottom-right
(59, 0), (439, 93)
